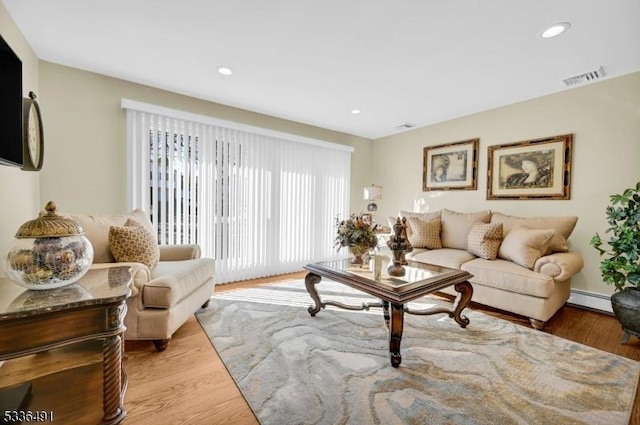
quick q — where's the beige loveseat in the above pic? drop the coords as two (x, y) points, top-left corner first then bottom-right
(390, 209), (584, 329)
(63, 209), (215, 351)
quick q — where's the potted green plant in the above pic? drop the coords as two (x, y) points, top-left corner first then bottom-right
(335, 214), (379, 265)
(590, 181), (640, 343)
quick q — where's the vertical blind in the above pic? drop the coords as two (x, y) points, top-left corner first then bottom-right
(124, 101), (351, 283)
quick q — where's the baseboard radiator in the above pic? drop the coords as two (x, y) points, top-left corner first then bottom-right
(567, 289), (613, 315)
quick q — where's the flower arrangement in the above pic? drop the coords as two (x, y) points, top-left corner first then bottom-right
(334, 214), (379, 254)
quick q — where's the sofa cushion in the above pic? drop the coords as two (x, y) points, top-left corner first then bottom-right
(143, 258), (215, 308)
(109, 218), (160, 269)
(468, 222), (503, 260)
(441, 209), (491, 250)
(407, 217), (442, 249)
(498, 227), (555, 269)
(63, 209), (155, 263)
(407, 248), (476, 270)
(396, 210), (441, 240)
(461, 258), (555, 298)
(490, 212), (577, 255)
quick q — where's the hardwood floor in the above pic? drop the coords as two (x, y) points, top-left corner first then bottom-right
(1, 271), (638, 424)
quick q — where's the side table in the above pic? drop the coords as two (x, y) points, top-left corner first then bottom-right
(0, 267), (132, 424)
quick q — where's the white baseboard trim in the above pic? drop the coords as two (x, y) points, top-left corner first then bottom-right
(567, 289), (613, 314)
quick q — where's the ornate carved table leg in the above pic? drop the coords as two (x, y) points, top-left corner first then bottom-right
(102, 334), (125, 424)
(389, 303), (404, 368)
(452, 281), (473, 328)
(382, 300), (390, 330)
(102, 302), (127, 424)
(120, 339), (128, 413)
(305, 273), (323, 316)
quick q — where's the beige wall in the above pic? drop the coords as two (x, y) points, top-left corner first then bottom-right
(38, 61), (372, 215)
(0, 3), (41, 276)
(373, 71), (640, 295)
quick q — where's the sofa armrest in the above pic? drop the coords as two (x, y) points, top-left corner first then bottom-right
(534, 252), (584, 281)
(159, 244), (201, 261)
(89, 262), (151, 298)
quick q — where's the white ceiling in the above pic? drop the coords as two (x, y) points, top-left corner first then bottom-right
(4, 0), (640, 139)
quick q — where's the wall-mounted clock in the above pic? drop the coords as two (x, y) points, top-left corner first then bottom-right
(22, 91), (44, 171)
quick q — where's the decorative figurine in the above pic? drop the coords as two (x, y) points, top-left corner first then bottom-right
(386, 217), (413, 277)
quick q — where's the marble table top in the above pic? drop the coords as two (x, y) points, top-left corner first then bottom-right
(0, 267), (132, 321)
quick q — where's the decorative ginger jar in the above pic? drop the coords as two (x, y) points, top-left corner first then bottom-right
(3, 201), (94, 290)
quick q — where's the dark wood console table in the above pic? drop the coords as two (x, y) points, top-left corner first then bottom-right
(0, 267), (132, 424)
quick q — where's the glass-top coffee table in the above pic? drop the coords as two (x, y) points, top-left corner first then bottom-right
(303, 259), (473, 368)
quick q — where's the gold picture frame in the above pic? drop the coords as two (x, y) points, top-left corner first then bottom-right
(422, 138), (478, 191)
(487, 134), (573, 200)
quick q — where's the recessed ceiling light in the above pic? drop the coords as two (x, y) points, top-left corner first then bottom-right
(540, 22), (571, 39)
(217, 66), (233, 76)
(350, 109), (361, 115)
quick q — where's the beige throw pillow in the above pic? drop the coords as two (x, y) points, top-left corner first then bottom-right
(440, 209), (491, 250)
(498, 227), (555, 270)
(407, 217), (443, 249)
(467, 222), (503, 260)
(109, 218), (160, 269)
(490, 212), (577, 255)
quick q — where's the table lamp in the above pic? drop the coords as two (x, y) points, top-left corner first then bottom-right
(364, 184), (383, 212)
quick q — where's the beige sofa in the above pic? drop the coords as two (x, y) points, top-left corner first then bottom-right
(390, 209), (584, 329)
(64, 209), (215, 351)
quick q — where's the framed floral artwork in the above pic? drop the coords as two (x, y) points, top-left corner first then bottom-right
(487, 134), (573, 200)
(422, 138), (478, 191)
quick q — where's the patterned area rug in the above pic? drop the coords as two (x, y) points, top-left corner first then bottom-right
(196, 279), (640, 425)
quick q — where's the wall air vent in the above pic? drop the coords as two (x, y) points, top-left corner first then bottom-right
(395, 122), (416, 129)
(562, 66), (606, 87)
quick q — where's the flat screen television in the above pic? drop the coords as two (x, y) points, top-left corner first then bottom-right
(0, 33), (23, 167)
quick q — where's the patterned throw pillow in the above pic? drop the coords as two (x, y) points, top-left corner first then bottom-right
(467, 222), (503, 260)
(407, 217), (443, 249)
(399, 210), (441, 239)
(109, 218), (160, 268)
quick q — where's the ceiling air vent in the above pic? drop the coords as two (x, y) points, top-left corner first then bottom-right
(395, 122), (416, 129)
(562, 66), (606, 87)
